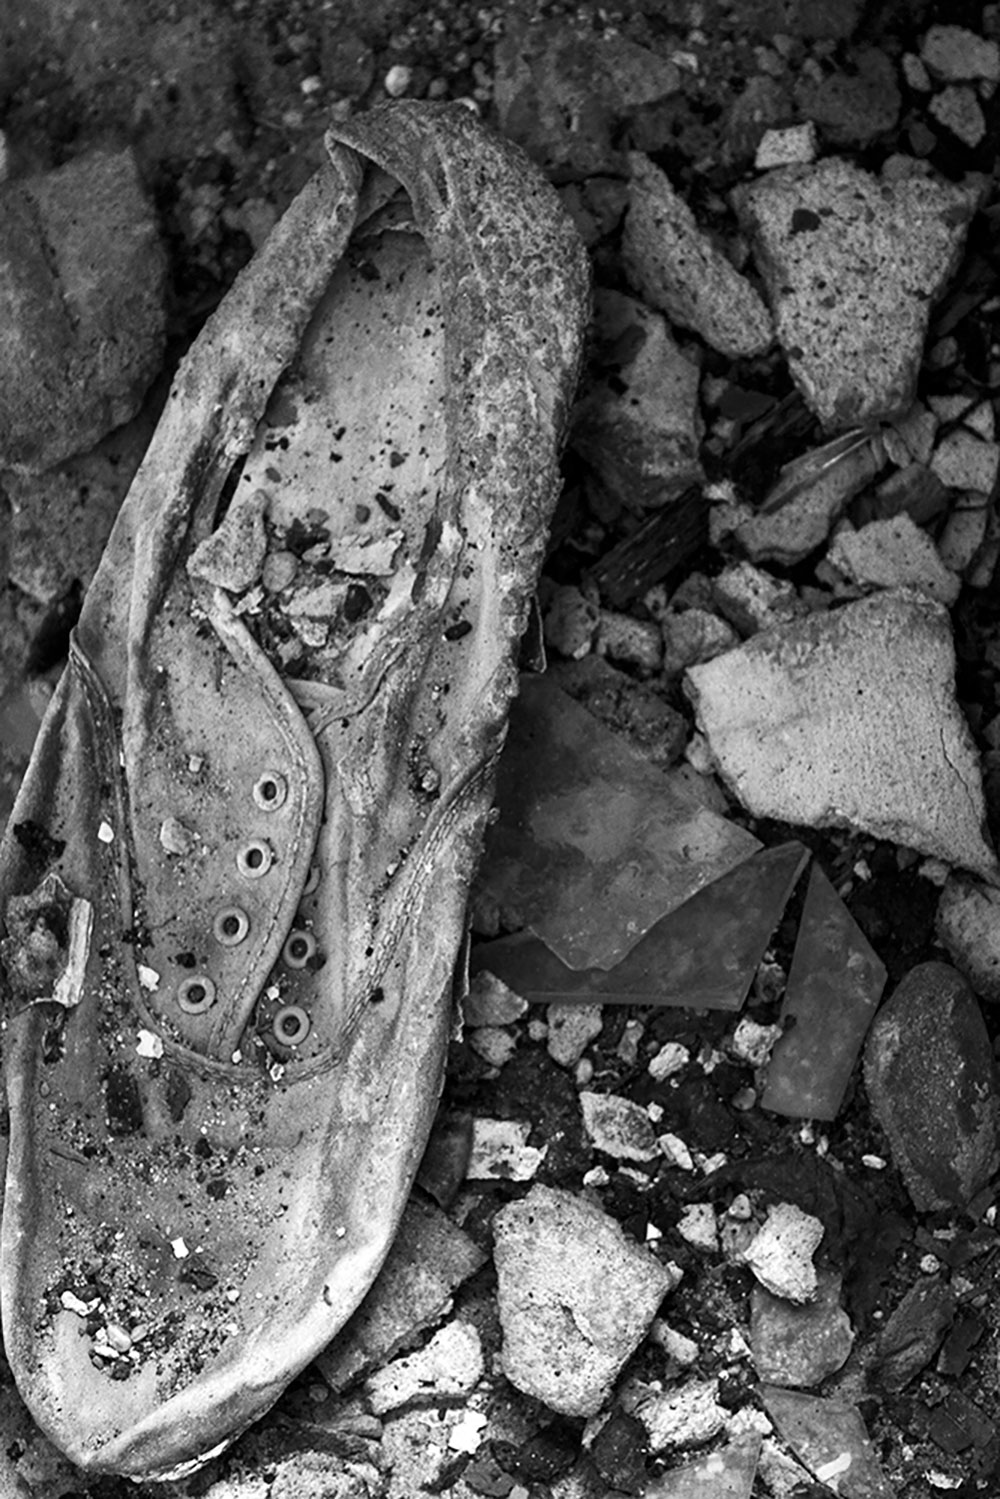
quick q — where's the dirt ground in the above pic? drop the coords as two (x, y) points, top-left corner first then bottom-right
(1, 1), (1000, 1497)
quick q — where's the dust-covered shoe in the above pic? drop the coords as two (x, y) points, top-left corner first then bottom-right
(0, 101), (589, 1479)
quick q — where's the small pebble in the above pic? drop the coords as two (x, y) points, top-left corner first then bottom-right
(384, 64), (413, 97)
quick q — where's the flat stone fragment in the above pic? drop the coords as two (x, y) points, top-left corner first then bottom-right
(0, 147), (166, 471)
(572, 288), (703, 513)
(763, 863), (886, 1121)
(930, 429), (1000, 493)
(471, 843), (808, 1013)
(755, 123), (817, 170)
(364, 1320), (483, 1415)
(579, 1091), (659, 1161)
(493, 1184), (673, 1416)
(871, 1277), (957, 1392)
(733, 158), (978, 430)
(476, 675), (759, 971)
(863, 961), (1000, 1211)
(827, 515), (960, 606)
(686, 590), (998, 879)
(315, 1195), (486, 1390)
(936, 876), (1000, 1003)
(921, 24), (1000, 83)
(762, 1388), (895, 1499)
(643, 1433), (761, 1499)
(750, 1269), (854, 1386)
(622, 152), (773, 359)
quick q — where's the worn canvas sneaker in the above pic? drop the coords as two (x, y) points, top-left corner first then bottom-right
(0, 102), (589, 1479)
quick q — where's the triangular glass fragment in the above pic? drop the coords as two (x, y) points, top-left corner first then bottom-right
(762, 862), (887, 1121)
(643, 1434), (761, 1499)
(470, 841), (809, 1009)
(474, 674), (760, 971)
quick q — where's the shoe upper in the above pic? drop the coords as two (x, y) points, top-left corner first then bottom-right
(0, 102), (589, 1479)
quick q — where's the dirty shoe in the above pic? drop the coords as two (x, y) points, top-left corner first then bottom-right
(0, 102), (589, 1479)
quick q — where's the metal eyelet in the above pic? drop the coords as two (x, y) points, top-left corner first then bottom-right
(237, 840), (273, 879)
(282, 930), (316, 969)
(272, 1004), (311, 1046)
(302, 864), (321, 895)
(253, 772), (288, 811)
(177, 976), (217, 1014)
(214, 907), (250, 946)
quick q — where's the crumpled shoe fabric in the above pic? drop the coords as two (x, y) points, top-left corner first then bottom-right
(0, 102), (589, 1480)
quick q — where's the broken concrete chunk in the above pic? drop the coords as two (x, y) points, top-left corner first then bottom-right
(187, 488), (268, 593)
(547, 1002), (603, 1065)
(634, 1379), (727, 1453)
(750, 1269), (854, 1386)
(467, 1118), (546, 1182)
(572, 288), (703, 513)
(735, 432), (884, 565)
(580, 1091), (660, 1162)
(742, 1203), (824, 1303)
(826, 514), (961, 606)
(930, 429), (1000, 494)
(315, 1194), (486, 1391)
(661, 608), (739, 677)
(0, 147), (166, 471)
(711, 562), (805, 636)
(863, 961), (1000, 1211)
(734, 159), (978, 431)
(936, 875), (1000, 1003)
(462, 971), (528, 1028)
(686, 590), (998, 879)
(622, 152), (773, 360)
(929, 85), (987, 148)
(493, 1184), (673, 1416)
(363, 1320), (483, 1415)
(763, 863), (886, 1122)
(921, 24), (1000, 83)
(755, 122), (817, 170)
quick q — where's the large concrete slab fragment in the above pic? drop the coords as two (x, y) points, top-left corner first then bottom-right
(686, 590), (997, 879)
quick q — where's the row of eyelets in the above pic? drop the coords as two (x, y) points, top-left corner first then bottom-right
(253, 771), (288, 811)
(272, 1004), (311, 1046)
(237, 840), (273, 879)
(177, 976), (217, 1014)
(214, 907), (250, 946)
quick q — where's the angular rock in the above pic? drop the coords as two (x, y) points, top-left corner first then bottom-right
(827, 513), (960, 605)
(634, 1379), (727, 1453)
(494, 15), (681, 178)
(468, 1119), (547, 1183)
(622, 152), (772, 360)
(315, 1194), (486, 1390)
(572, 289), (702, 513)
(755, 122), (817, 170)
(0, 147), (166, 471)
(930, 429), (1000, 494)
(686, 590), (998, 879)
(750, 1269), (854, 1386)
(547, 1002), (603, 1066)
(579, 1091), (659, 1162)
(734, 158), (978, 431)
(711, 563), (805, 636)
(493, 1184), (673, 1416)
(793, 46), (901, 148)
(863, 961), (1000, 1211)
(921, 24), (1000, 83)
(661, 608), (739, 677)
(463, 972), (529, 1029)
(735, 430), (885, 565)
(871, 1277), (957, 1392)
(936, 875), (1000, 1003)
(929, 85), (987, 148)
(364, 1320), (483, 1415)
(742, 1203), (824, 1303)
